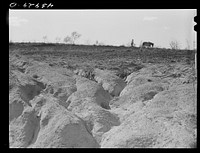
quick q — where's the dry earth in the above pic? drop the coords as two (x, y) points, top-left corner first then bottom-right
(9, 43), (197, 148)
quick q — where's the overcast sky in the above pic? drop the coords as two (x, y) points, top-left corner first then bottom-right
(9, 9), (196, 49)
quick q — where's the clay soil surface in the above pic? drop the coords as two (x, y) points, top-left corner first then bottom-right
(9, 43), (197, 148)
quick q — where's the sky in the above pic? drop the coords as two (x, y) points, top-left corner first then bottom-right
(9, 9), (196, 49)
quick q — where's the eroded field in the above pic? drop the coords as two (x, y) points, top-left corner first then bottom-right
(9, 43), (197, 148)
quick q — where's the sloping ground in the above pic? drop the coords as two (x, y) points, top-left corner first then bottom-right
(66, 75), (112, 110)
(9, 53), (196, 148)
(101, 64), (196, 148)
(94, 68), (126, 96)
(29, 96), (99, 148)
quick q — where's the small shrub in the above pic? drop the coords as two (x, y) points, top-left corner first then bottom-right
(169, 40), (180, 50)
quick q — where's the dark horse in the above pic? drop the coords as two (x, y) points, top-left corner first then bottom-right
(142, 42), (154, 48)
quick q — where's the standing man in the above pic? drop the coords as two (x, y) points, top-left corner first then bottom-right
(131, 39), (134, 47)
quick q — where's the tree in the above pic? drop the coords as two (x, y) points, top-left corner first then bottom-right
(71, 31), (81, 44)
(169, 40), (180, 50)
(43, 35), (48, 43)
(63, 31), (81, 44)
(63, 36), (72, 44)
